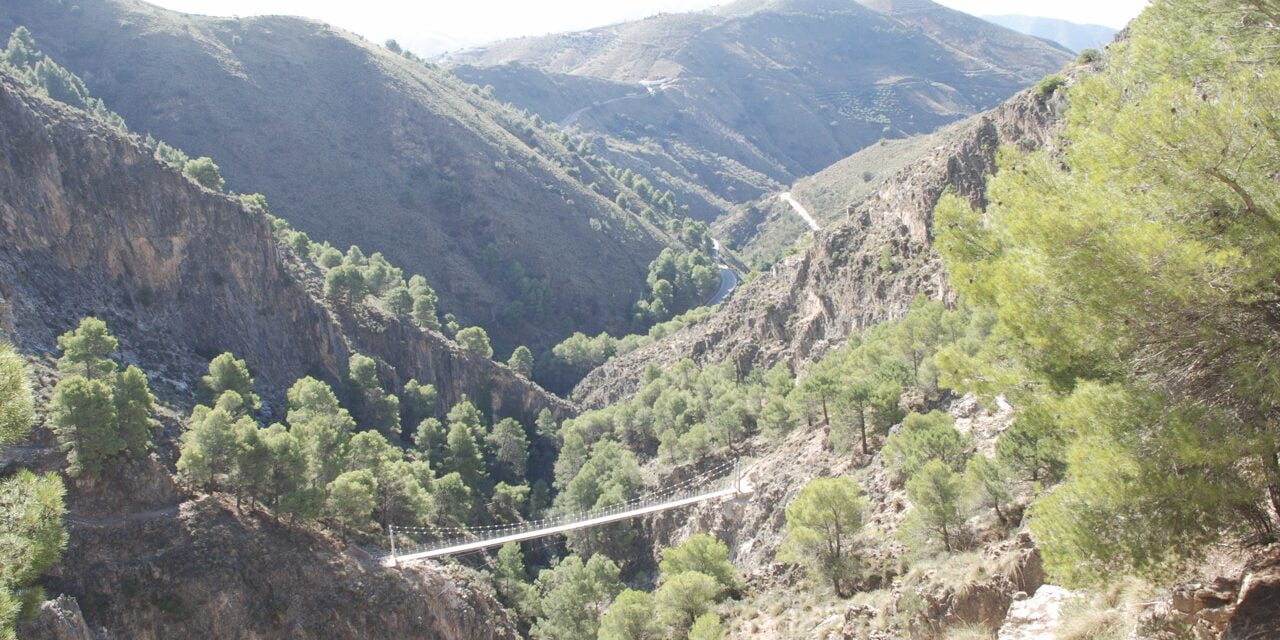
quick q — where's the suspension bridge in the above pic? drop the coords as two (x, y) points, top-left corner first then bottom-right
(384, 459), (750, 566)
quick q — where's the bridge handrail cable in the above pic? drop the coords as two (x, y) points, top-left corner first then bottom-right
(386, 458), (741, 560)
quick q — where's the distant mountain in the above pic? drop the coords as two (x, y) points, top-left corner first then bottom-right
(2, 0), (681, 354)
(983, 14), (1118, 52)
(447, 0), (1072, 221)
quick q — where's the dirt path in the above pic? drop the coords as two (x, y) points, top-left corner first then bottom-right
(779, 192), (820, 231)
(558, 93), (644, 127)
(66, 503), (182, 528)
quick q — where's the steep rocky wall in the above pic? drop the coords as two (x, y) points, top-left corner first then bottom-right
(0, 71), (571, 422)
(17, 457), (518, 640)
(573, 80), (1070, 408)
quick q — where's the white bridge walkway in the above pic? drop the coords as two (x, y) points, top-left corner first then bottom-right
(385, 459), (750, 566)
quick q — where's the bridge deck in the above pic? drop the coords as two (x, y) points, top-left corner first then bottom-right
(388, 484), (744, 565)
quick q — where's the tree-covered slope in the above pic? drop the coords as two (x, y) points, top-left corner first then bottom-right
(0, 0), (677, 354)
(527, 3), (1280, 636)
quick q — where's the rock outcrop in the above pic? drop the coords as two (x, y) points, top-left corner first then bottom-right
(20, 595), (96, 640)
(1165, 545), (1280, 639)
(18, 455), (517, 640)
(0, 69), (570, 422)
(574, 73), (1074, 409)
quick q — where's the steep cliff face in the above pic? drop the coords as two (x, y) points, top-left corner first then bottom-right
(2, 0), (670, 353)
(0, 70), (570, 422)
(16, 455), (518, 640)
(0, 65), (531, 640)
(574, 80), (1070, 408)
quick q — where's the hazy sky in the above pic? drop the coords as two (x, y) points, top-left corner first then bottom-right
(149, 0), (1147, 54)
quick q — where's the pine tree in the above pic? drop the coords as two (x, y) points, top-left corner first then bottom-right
(183, 157), (225, 191)
(507, 346), (534, 378)
(413, 417), (448, 468)
(200, 353), (260, 413)
(531, 555), (622, 640)
(883, 411), (967, 481)
(445, 421), (488, 494)
(658, 534), (739, 591)
(326, 469), (377, 534)
(324, 264), (367, 307)
(0, 469), (66, 635)
(50, 376), (119, 478)
(432, 472), (472, 527)
(384, 284), (414, 319)
(0, 344), (34, 448)
(598, 590), (660, 640)
(486, 418), (529, 483)
(401, 379), (437, 433)
(176, 407), (239, 490)
(113, 365), (155, 457)
(906, 459), (965, 552)
(456, 326), (494, 358)
(654, 571), (722, 634)
(286, 377), (355, 489)
(688, 613), (725, 640)
(56, 317), (117, 381)
(964, 454), (1013, 524)
(782, 476), (866, 597)
(347, 354), (401, 438)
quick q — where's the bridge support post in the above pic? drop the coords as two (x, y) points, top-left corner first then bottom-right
(734, 459), (741, 494)
(388, 525), (398, 567)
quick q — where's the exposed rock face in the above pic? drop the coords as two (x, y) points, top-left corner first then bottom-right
(998, 585), (1072, 640)
(20, 595), (96, 640)
(0, 70), (570, 422)
(574, 79), (1071, 408)
(1165, 546), (1280, 639)
(20, 457), (518, 640)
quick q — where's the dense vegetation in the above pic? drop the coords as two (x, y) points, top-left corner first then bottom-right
(933, 0), (1280, 585)
(0, 345), (66, 639)
(49, 318), (156, 478)
(173, 341), (557, 538)
(537, 306), (716, 394)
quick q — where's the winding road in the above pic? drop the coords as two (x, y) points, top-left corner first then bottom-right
(707, 239), (738, 306)
(779, 192), (820, 231)
(558, 93), (645, 127)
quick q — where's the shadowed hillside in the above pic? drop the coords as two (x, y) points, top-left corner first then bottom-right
(1, 0), (683, 354)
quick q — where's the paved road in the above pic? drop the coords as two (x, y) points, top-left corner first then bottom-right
(706, 239), (738, 306)
(779, 192), (820, 231)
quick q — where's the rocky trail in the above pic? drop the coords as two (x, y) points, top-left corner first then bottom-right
(779, 191), (820, 231)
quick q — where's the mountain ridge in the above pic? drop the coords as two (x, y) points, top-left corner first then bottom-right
(447, 0), (1071, 225)
(983, 14), (1119, 52)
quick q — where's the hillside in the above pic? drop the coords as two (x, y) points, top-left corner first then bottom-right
(715, 128), (949, 268)
(545, 3), (1280, 637)
(1, 0), (679, 354)
(448, 0), (1072, 220)
(984, 14), (1118, 52)
(10, 1), (1280, 639)
(573, 64), (1071, 408)
(0, 57), (542, 638)
(0, 66), (568, 422)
